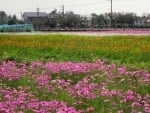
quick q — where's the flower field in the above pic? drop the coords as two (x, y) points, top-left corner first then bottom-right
(0, 35), (150, 69)
(0, 34), (150, 113)
(52, 29), (150, 36)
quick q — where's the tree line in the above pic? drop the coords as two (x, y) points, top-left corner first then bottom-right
(0, 10), (150, 29)
(0, 11), (24, 25)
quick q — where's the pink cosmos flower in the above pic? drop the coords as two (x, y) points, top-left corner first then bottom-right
(118, 110), (123, 113)
(86, 107), (95, 112)
(118, 67), (126, 75)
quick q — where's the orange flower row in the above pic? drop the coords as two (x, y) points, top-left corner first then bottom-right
(0, 35), (150, 52)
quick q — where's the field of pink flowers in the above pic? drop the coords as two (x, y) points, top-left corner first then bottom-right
(0, 60), (150, 113)
(5, 29), (149, 36)
(38, 29), (150, 36)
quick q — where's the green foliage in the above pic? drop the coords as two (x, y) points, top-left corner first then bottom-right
(0, 34), (150, 71)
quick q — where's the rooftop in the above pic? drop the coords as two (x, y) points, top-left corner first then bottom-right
(23, 12), (47, 17)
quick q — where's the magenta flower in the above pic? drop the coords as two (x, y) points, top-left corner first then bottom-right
(86, 107), (95, 112)
(118, 67), (126, 75)
(132, 102), (142, 107)
(118, 110), (123, 113)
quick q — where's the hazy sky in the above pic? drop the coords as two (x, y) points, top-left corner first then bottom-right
(0, 0), (150, 18)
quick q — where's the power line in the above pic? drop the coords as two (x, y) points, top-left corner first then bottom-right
(34, 0), (107, 10)
(64, 0), (107, 7)
(17, 0), (109, 16)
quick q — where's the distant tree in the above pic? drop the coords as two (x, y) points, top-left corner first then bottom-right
(141, 13), (150, 28)
(47, 9), (59, 28)
(7, 15), (17, 25)
(47, 18), (57, 28)
(17, 20), (25, 24)
(125, 13), (137, 28)
(51, 9), (57, 15)
(0, 11), (7, 24)
(102, 13), (111, 28)
(112, 12), (137, 29)
(97, 14), (109, 28)
(91, 13), (97, 28)
(91, 13), (109, 28)
(115, 13), (126, 28)
(79, 16), (89, 28)
(7, 14), (25, 25)
(63, 11), (80, 28)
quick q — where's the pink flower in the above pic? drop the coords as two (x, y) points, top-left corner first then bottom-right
(86, 107), (95, 112)
(118, 110), (123, 113)
(118, 67), (126, 75)
(132, 102), (141, 107)
(126, 95), (135, 101)
(18, 111), (24, 113)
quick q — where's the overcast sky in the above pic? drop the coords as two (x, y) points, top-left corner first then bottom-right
(0, 0), (150, 18)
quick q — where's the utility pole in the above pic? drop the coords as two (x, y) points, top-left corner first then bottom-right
(20, 12), (23, 20)
(61, 4), (64, 28)
(110, 0), (113, 28)
(37, 7), (40, 16)
(62, 5), (64, 18)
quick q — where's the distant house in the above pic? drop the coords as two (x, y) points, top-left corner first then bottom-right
(146, 19), (150, 27)
(23, 11), (48, 30)
(135, 17), (150, 28)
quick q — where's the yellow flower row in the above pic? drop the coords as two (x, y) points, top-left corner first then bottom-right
(0, 35), (150, 52)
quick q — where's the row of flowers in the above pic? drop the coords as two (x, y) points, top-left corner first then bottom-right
(0, 60), (150, 113)
(0, 35), (150, 52)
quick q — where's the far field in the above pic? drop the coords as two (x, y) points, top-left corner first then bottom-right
(0, 34), (150, 70)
